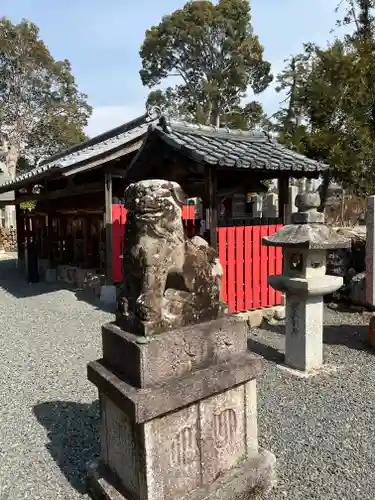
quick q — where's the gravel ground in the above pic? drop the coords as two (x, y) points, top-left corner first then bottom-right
(0, 258), (113, 499)
(1, 257), (375, 499)
(253, 307), (375, 500)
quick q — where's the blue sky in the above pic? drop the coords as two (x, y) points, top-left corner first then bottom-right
(3, 0), (345, 137)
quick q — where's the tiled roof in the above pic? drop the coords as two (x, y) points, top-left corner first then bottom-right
(150, 118), (328, 173)
(0, 110), (328, 195)
(0, 109), (160, 193)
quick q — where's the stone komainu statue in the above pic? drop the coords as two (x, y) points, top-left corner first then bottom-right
(116, 179), (225, 335)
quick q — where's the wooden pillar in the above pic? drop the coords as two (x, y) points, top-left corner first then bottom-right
(15, 203), (25, 267)
(104, 171), (113, 283)
(205, 165), (218, 250)
(83, 217), (90, 268)
(278, 176), (289, 224)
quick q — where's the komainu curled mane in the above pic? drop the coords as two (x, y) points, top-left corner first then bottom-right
(116, 179), (225, 336)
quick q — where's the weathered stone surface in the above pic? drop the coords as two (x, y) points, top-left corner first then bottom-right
(0, 226), (16, 251)
(87, 450), (277, 500)
(101, 316), (247, 388)
(347, 272), (367, 306)
(366, 196), (375, 308)
(264, 189), (346, 374)
(88, 178), (276, 499)
(263, 223), (351, 250)
(87, 372), (272, 500)
(263, 191), (351, 250)
(327, 227), (366, 280)
(273, 305), (286, 321)
(87, 352), (263, 423)
(246, 310), (263, 328)
(116, 180), (225, 336)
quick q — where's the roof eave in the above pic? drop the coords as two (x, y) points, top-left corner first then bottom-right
(0, 165), (62, 194)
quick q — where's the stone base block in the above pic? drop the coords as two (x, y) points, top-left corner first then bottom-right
(87, 356), (265, 500)
(45, 268), (57, 283)
(87, 450), (276, 500)
(277, 362), (339, 379)
(87, 319), (276, 500)
(101, 316), (248, 388)
(100, 285), (117, 306)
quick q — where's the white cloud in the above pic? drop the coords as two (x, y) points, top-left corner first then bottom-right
(85, 104), (145, 138)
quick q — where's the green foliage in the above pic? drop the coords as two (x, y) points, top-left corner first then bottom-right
(0, 18), (92, 178)
(273, 0), (375, 196)
(20, 200), (36, 210)
(141, 0), (272, 127)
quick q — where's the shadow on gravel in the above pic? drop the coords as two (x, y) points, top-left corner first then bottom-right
(0, 258), (115, 313)
(33, 400), (100, 494)
(247, 338), (284, 363)
(252, 322), (371, 364)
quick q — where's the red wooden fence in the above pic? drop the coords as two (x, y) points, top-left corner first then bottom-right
(112, 204), (127, 283)
(218, 224), (283, 313)
(112, 203), (283, 311)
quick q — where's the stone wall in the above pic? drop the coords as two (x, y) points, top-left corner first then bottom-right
(326, 226), (367, 306)
(327, 227), (366, 279)
(0, 227), (17, 252)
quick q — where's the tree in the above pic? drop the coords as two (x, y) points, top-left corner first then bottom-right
(273, 0), (375, 197)
(140, 0), (272, 128)
(146, 87), (271, 130)
(0, 18), (92, 179)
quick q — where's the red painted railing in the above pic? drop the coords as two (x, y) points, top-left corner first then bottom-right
(112, 203), (283, 311)
(217, 224), (283, 313)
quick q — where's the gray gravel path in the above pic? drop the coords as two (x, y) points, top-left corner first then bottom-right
(253, 307), (375, 499)
(1, 256), (375, 499)
(0, 258), (113, 499)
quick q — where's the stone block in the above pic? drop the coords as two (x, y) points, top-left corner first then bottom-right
(100, 285), (117, 306)
(273, 305), (286, 321)
(101, 316), (248, 388)
(246, 310), (263, 328)
(45, 268), (57, 283)
(88, 372), (267, 500)
(285, 295), (324, 372)
(87, 318), (275, 500)
(88, 353), (262, 423)
(366, 196), (375, 308)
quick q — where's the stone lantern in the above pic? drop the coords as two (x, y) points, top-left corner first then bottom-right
(262, 190), (351, 375)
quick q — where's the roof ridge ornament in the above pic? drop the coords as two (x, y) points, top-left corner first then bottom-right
(145, 105), (162, 122)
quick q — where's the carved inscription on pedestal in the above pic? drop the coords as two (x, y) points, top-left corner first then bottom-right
(200, 385), (246, 484)
(213, 409), (237, 448)
(145, 405), (201, 500)
(104, 396), (139, 496)
(170, 426), (198, 467)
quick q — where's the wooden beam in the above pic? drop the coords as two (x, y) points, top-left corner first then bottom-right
(109, 168), (128, 178)
(62, 140), (143, 177)
(104, 171), (113, 284)
(15, 181), (104, 204)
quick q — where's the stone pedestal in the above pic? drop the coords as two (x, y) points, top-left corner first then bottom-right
(285, 295), (324, 372)
(264, 189), (350, 377)
(87, 317), (276, 500)
(366, 196), (375, 309)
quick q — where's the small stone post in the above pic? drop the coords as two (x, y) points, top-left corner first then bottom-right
(251, 194), (262, 218)
(285, 185), (298, 223)
(366, 196), (375, 308)
(265, 193), (278, 218)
